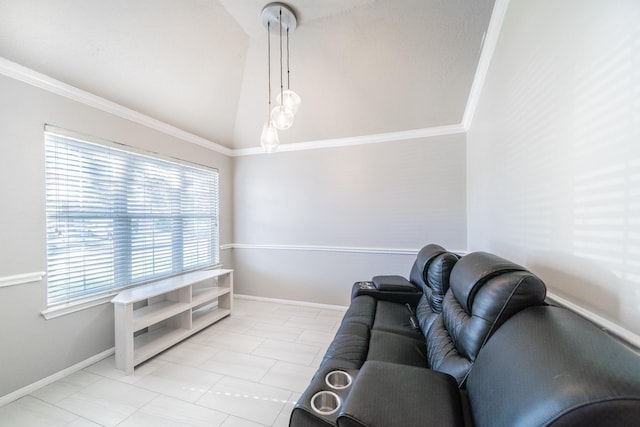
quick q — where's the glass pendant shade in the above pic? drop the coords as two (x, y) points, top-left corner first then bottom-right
(260, 3), (299, 151)
(271, 105), (294, 130)
(277, 89), (301, 115)
(260, 121), (279, 153)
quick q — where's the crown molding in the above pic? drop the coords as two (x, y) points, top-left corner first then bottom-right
(233, 124), (466, 156)
(2, 0), (505, 161)
(0, 57), (234, 157)
(462, 0), (510, 131)
(1, 57), (467, 157)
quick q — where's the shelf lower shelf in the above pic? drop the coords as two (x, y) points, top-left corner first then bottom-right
(193, 307), (231, 331)
(133, 325), (191, 365)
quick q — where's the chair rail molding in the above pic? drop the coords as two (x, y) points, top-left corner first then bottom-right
(228, 243), (467, 256)
(546, 291), (640, 351)
(0, 271), (46, 289)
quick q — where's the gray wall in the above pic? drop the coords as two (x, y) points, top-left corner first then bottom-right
(467, 0), (640, 336)
(0, 70), (467, 398)
(233, 134), (467, 306)
(0, 74), (234, 397)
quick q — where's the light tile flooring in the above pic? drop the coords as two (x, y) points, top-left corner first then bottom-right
(0, 298), (346, 427)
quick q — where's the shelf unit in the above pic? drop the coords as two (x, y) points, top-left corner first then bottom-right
(111, 268), (233, 374)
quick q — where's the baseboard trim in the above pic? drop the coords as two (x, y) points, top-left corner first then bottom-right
(234, 294), (348, 312)
(236, 293), (640, 349)
(0, 348), (114, 407)
(546, 291), (640, 350)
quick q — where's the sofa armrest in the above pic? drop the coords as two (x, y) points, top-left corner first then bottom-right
(290, 364), (360, 427)
(371, 275), (417, 292)
(466, 306), (640, 427)
(352, 277), (422, 305)
(337, 361), (465, 427)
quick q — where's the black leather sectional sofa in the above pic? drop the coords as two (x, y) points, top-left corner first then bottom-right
(290, 244), (640, 427)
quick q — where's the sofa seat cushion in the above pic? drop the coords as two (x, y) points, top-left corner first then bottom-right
(342, 295), (377, 328)
(322, 321), (371, 369)
(337, 361), (464, 427)
(371, 301), (421, 338)
(366, 330), (427, 368)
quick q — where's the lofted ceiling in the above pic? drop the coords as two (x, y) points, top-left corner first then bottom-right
(0, 0), (495, 150)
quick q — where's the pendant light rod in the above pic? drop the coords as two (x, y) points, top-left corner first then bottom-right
(279, 8), (284, 104)
(267, 21), (271, 118)
(286, 28), (291, 89)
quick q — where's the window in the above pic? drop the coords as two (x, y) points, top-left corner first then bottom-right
(44, 128), (219, 306)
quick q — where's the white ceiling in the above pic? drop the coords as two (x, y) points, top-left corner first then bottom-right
(0, 0), (495, 149)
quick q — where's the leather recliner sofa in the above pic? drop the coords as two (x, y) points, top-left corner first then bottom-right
(290, 244), (640, 427)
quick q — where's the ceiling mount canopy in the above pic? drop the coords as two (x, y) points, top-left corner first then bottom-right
(259, 2), (302, 153)
(261, 2), (297, 33)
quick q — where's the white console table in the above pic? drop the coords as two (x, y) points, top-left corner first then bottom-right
(111, 269), (233, 374)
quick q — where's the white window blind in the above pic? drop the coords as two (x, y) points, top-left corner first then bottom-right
(44, 129), (219, 306)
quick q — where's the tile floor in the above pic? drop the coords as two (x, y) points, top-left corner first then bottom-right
(0, 298), (346, 427)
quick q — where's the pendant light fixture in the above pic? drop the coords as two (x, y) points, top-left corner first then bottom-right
(260, 2), (300, 152)
(260, 19), (279, 153)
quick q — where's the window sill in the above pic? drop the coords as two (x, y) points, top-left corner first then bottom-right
(41, 264), (224, 320)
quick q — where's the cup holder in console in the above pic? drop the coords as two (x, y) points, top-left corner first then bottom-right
(293, 367), (358, 422)
(310, 390), (341, 416)
(357, 281), (375, 289)
(325, 370), (352, 390)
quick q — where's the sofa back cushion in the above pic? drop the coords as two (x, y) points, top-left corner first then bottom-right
(426, 252), (546, 384)
(408, 244), (447, 292)
(411, 245), (459, 333)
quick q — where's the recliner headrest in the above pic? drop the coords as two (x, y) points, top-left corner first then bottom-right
(414, 244), (448, 280)
(426, 252), (459, 298)
(410, 244), (448, 294)
(450, 252), (527, 313)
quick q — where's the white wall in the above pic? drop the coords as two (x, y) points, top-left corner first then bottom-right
(233, 134), (467, 305)
(0, 73), (234, 398)
(467, 0), (640, 336)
